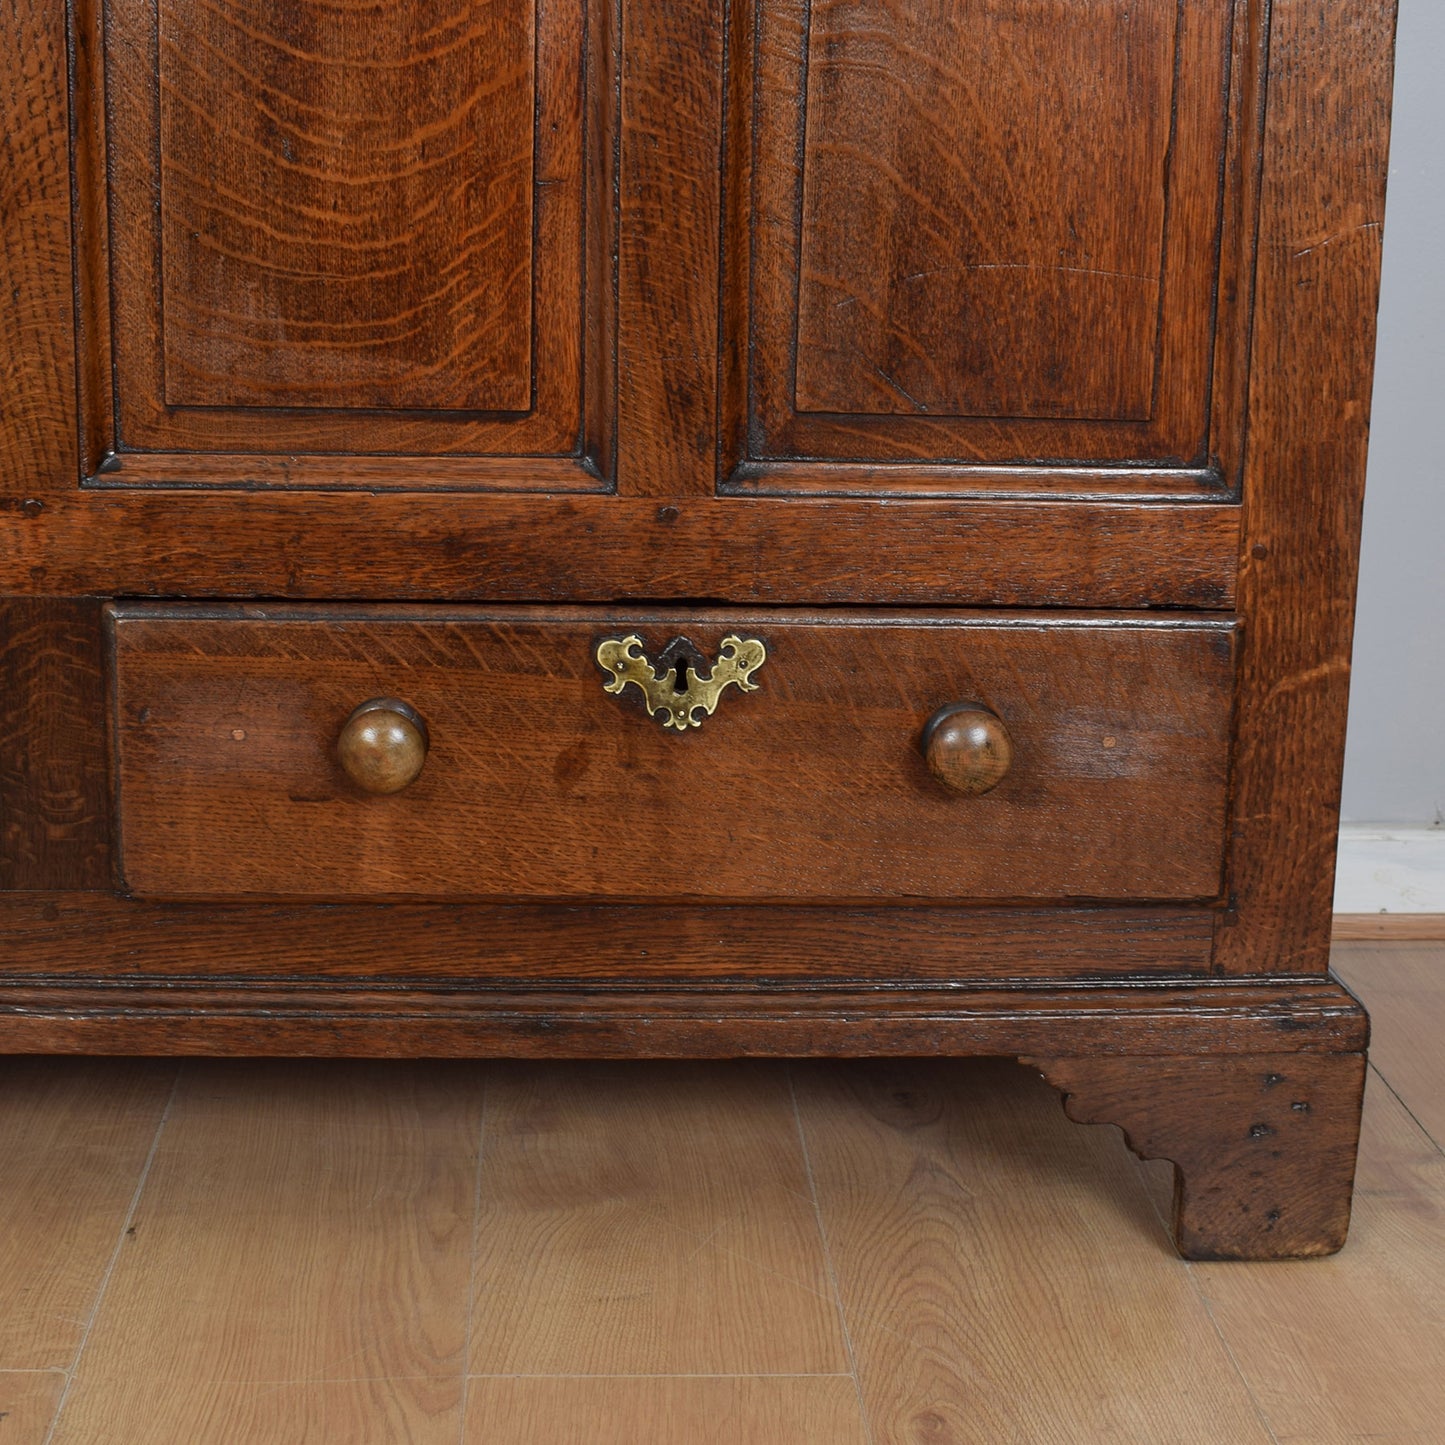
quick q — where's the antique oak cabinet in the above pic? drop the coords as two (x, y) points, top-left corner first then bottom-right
(0, 0), (1398, 1257)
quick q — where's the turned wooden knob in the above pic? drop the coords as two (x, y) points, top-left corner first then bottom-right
(336, 698), (428, 794)
(922, 703), (1013, 796)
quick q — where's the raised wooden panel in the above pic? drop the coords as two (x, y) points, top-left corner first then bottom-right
(728, 0), (1244, 488)
(795, 0), (1173, 421)
(157, 0), (534, 413)
(108, 604), (1236, 902)
(77, 0), (615, 488)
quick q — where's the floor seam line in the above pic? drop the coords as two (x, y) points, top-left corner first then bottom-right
(787, 1063), (876, 1445)
(463, 1371), (860, 1380)
(1132, 1146), (1283, 1443)
(42, 1061), (184, 1445)
(457, 1064), (491, 1443)
(1364, 1060), (1445, 1158)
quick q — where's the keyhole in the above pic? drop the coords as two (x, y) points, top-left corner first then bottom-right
(656, 637), (705, 692)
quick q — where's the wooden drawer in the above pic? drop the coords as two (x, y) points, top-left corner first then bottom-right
(109, 606), (1237, 902)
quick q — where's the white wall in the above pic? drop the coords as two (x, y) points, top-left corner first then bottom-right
(1340, 0), (1445, 827)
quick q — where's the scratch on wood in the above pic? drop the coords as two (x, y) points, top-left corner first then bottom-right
(1291, 222), (1382, 260)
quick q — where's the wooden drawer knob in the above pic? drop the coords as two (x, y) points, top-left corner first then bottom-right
(922, 703), (1013, 796)
(337, 698), (428, 794)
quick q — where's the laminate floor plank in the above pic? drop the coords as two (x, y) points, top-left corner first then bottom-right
(461, 1375), (869, 1444)
(1190, 1065), (1445, 1443)
(0, 1059), (175, 1369)
(0, 1371), (65, 1444)
(47, 1060), (484, 1445)
(796, 1057), (1275, 1445)
(49, 1376), (463, 1445)
(1333, 941), (1445, 1144)
(467, 1061), (849, 1377)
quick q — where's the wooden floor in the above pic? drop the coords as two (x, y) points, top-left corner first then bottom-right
(1, 942), (1441, 1444)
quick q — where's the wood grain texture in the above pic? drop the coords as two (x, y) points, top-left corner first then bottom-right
(794, 1058), (1274, 1441)
(1, 493), (1240, 607)
(1215, 0), (1398, 976)
(108, 606), (1237, 901)
(740, 0), (1238, 469)
(0, 1372), (65, 1445)
(0, 599), (110, 890)
(1206, 0), (1269, 492)
(80, 0), (610, 472)
(615, 0), (722, 495)
(46, 1060), (480, 1445)
(1333, 942), (1445, 1143)
(1191, 1067), (1445, 1441)
(0, 1058), (174, 1369)
(0, 979), (1369, 1059)
(0, 894), (1219, 983)
(52, 1376), (461, 1445)
(0, 0), (74, 494)
(67, 0), (112, 479)
(463, 1377), (868, 1445)
(796, 0), (1178, 419)
(155, 0), (534, 410)
(724, 459), (1229, 501)
(1032, 1050), (1368, 1258)
(468, 1062), (847, 1374)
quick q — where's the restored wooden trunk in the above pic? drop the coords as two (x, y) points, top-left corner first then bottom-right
(0, 0), (1399, 1257)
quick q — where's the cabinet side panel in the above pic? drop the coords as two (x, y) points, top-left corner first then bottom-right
(1217, 0), (1398, 975)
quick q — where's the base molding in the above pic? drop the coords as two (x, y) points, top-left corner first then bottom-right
(0, 975), (1366, 1058)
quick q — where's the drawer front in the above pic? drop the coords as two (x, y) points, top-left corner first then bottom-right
(109, 607), (1237, 901)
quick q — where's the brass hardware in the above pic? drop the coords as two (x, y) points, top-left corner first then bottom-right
(596, 634), (767, 731)
(337, 697), (429, 794)
(922, 702), (1013, 795)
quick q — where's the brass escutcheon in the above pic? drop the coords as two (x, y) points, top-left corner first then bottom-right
(596, 633), (767, 731)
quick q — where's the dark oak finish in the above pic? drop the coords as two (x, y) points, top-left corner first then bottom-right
(0, 977), (1366, 1061)
(0, 0), (1399, 1258)
(1031, 1050), (1368, 1259)
(0, 895), (1220, 983)
(1, 0), (72, 495)
(154, 0), (534, 412)
(1216, 0), (1398, 976)
(794, 0), (1186, 422)
(0, 599), (111, 891)
(1, 495), (1239, 608)
(727, 0), (1251, 488)
(615, 0), (722, 496)
(71, 0), (616, 486)
(109, 606), (1236, 901)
